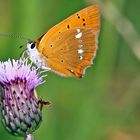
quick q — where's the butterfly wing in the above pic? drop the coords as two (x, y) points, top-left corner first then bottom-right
(37, 5), (100, 77)
(40, 28), (98, 77)
(38, 5), (100, 52)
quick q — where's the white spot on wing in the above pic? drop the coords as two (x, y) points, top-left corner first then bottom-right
(70, 69), (74, 72)
(76, 32), (82, 39)
(79, 56), (83, 60)
(78, 49), (84, 54)
(77, 29), (80, 33)
(79, 44), (83, 48)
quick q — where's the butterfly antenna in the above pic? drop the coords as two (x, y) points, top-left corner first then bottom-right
(0, 33), (32, 49)
(0, 33), (31, 42)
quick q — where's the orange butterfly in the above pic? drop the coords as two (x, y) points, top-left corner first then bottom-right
(26, 5), (100, 78)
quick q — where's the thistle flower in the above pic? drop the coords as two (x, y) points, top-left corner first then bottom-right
(0, 59), (45, 139)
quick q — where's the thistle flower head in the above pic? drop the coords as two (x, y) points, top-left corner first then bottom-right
(0, 59), (45, 137)
(0, 59), (43, 90)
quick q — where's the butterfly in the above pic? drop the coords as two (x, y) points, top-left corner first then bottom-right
(25, 5), (100, 78)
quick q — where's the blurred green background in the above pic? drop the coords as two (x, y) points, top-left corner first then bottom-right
(0, 0), (140, 140)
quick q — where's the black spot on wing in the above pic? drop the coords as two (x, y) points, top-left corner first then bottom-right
(83, 23), (86, 26)
(67, 25), (70, 29)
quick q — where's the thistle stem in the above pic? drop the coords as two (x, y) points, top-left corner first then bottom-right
(24, 134), (35, 140)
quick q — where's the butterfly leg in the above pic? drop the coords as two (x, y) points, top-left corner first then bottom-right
(41, 65), (51, 71)
(36, 61), (51, 71)
(20, 50), (28, 59)
(38, 97), (51, 111)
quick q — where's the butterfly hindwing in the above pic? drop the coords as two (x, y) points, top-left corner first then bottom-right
(40, 28), (98, 77)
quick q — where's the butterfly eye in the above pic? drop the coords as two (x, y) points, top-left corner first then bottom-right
(30, 43), (36, 49)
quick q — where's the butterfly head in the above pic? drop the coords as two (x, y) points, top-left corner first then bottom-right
(27, 41), (37, 52)
(26, 41), (40, 63)
(26, 41), (40, 61)
(26, 41), (43, 66)
(25, 41), (51, 71)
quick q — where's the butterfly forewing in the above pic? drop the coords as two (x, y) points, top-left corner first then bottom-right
(38, 5), (100, 52)
(40, 28), (98, 77)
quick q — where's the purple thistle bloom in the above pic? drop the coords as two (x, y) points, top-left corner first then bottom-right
(0, 59), (45, 137)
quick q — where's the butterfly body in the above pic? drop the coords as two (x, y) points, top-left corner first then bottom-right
(27, 43), (50, 70)
(26, 5), (100, 78)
